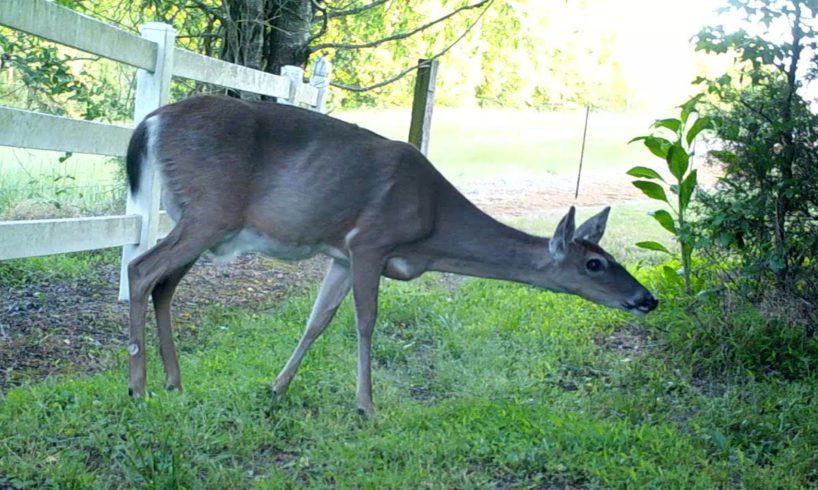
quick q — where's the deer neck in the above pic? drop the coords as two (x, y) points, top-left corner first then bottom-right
(419, 190), (554, 286)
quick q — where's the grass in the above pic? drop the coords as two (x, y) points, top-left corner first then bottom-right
(2, 270), (817, 488)
(505, 201), (674, 264)
(0, 108), (653, 217)
(2, 108), (814, 487)
(0, 147), (124, 218)
(336, 108), (650, 184)
(0, 249), (119, 287)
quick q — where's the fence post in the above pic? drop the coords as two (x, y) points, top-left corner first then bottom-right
(280, 65), (305, 106)
(408, 59), (439, 156)
(309, 57), (332, 113)
(118, 22), (176, 301)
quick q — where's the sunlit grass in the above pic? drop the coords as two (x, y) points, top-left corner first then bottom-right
(2, 270), (817, 488)
(335, 107), (652, 184)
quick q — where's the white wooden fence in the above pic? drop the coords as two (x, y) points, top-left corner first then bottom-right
(0, 0), (332, 300)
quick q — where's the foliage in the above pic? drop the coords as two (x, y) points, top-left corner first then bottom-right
(0, 28), (132, 121)
(627, 99), (713, 293)
(692, 0), (818, 295)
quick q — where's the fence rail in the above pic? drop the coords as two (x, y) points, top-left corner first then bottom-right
(0, 0), (331, 300)
(0, 107), (132, 156)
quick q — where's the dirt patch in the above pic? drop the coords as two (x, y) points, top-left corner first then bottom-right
(595, 324), (656, 357)
(458, 164), (722, 217)
(0, 255), (326, 393)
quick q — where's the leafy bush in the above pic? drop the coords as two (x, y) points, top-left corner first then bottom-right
(648, 282), (818, 380)
(693, 0), (818, 296)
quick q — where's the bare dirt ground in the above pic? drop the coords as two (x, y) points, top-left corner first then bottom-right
(0, 168), (719, 392)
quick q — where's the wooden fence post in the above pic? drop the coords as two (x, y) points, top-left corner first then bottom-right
(119, 22), (176, 301)
(309, 57), (332, 113)
(280, 65), (305, 106)
(408, 59), (439, 156)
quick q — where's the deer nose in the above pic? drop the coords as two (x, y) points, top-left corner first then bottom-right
(637, 292), (659, 312)
(625, 291), (659, 314)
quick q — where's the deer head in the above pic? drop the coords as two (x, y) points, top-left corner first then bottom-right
(546, 206), (658, 315)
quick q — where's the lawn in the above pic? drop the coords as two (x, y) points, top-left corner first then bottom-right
(336, 107), (650, 183)
(2, 108), (815, 488)
(2, 270), (817, 488)
(1, 209), (817, 488)
(0, 108), (653, 217)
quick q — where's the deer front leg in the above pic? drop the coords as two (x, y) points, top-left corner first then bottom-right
(350, 252), (384, 416)
(273, 259), (351, 397)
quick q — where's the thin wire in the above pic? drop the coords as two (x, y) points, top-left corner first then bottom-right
(574, 105), (591, 200)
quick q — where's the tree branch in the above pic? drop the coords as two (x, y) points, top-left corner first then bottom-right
(331, 0), (492, 92)
(325, 0), (390, 19)
(308, 0), (330, 43)
(310, 0), (490, 52)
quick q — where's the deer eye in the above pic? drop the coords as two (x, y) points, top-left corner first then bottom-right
(586, 258), (604, 272)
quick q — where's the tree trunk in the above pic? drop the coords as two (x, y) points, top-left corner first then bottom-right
(265, 0), (314, 75)
(217, 0), (313, 98)
(220, 0), (267, 70)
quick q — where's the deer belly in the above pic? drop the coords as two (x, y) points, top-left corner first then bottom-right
(384, 257), (423, 280)
(209, 227), (323, 263)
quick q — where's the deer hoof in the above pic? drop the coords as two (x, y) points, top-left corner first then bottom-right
(271, 380), (288, 399)
(128, 386), (145, 398)
(356, 404), (376, 419)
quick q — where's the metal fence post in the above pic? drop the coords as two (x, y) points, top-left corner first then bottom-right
(119, 22), (176, 301)
(309, 57), (332, 113)
(408, 58), (439, 156)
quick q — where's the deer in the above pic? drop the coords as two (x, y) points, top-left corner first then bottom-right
(124, 95), (658, 415)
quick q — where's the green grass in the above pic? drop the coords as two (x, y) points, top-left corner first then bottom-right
(0, 249), (118, 287)
(336, 108), (649, 184)
(1, 108), (653, 217)
(2, 267), (817, 488)
(0, 147), (124, 217)
(3, 109), (815, 488)
(506, 201), (674, 265)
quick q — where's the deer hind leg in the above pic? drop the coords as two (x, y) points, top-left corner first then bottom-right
(127, 221), (214, 397)
(273, 258), (351, 397)
(152, 261), (195, 391)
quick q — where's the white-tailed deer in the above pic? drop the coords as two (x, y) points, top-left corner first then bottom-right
(125, 95), (657, 414)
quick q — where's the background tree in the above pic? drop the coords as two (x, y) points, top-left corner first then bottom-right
(1, 0), (637, 114)
(694, 0), (818, 293)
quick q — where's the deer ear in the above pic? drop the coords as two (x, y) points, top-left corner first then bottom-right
(549, 206), (576, 261)
(574, 206), (610, 245)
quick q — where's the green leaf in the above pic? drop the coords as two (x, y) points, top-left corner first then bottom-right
(632, 180), (669, 203)
(626, 166), (665, 181)
(653, 118), (681, 134)
(636, 241), (671, 254)
(644, 136), (672, 159)
(679, 169), (698, 209)
(680, 94), (703, 123)
(686, 116), (714, 146)
(662, 265), (683, 285)
(708, 150), (736, 164)
(667, 144), (689, 181)
(650, 210), (677, 234)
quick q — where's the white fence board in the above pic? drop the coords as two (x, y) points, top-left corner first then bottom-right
(1, 4), (330, 282)
(0, 0), (156, 71)
(0, 216), (140, 260)
(174, 49), (291, 99)
(0, 107), (132, 156)
(0, 212), (174, 261)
